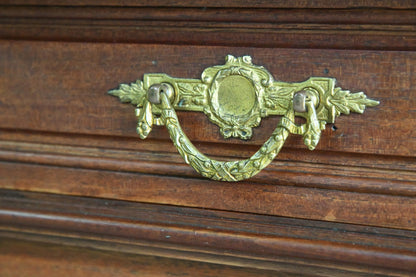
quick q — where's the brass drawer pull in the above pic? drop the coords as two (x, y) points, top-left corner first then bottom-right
(109, 55), (379, 181)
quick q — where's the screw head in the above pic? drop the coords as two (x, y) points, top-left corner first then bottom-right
(293, 90), (318, 113)
(293, 91), (308, 113)
(147, 83), (174, 104)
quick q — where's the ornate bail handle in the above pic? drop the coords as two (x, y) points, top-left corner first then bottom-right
(109, 55), (379, 181)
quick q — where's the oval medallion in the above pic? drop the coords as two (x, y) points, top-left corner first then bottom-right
(217, 75), (256, 117)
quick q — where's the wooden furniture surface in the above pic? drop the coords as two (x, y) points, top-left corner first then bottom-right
(1, 1), (415, 276)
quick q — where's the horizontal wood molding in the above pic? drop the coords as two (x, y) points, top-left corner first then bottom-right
(1, 189), (416, 275)
(0, 239), (289, 277)
(1, 6), (415, 49)
(0, 138), (415, 197)
(2, 1), (416, 9)
(1, 6), (415, 24)
(1, 159), (415, 230)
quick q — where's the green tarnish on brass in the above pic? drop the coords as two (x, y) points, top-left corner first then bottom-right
(109, 55), (379, 181)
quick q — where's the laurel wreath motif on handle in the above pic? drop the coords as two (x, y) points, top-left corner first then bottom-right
(109, 55), (379, 181)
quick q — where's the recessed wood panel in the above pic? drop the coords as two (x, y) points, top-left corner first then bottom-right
(0, 40), (414, 157)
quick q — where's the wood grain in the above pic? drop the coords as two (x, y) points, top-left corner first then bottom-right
(0, 2), (415, 275)
(1, 6), (415, 50)
(2, 0), (416, 9)
(0, 139), (415, 196)
(1, 161), (415, 230)
(1, 189), (415, 275)
(0, 40), (414, 156)
(0, 239), (288, 277)
(0, 40), (414, 231)
(2, 6), (416, 24)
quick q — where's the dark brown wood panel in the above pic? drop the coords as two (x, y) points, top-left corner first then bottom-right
(0, 129), (414, 173)
(0, 139), (415, 197)
(2, 6), (416, 24)
(1, 190), (415, 275)
(2, 1), (416, 9)
(0, 40), (414, 157)
(1, 6), (415, 50)
(0, 239), (289, 277)
(1, 161), (415, 230)
(1, 3), (415, 275)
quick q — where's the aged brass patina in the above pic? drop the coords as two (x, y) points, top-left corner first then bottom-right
(109, 55), (379, 181)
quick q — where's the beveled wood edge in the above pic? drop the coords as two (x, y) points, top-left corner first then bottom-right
(2, 0), (416, 9)
(0, 234), (396, 277)
(1, 22), (415, 51)
(2, 6), (415, 25)
(0, 236), (348, 277)
(1, 128), (414, 172)
(1, 189), (415, 275)
(0, 138), (414, 197)
(1, 6), (415, 50)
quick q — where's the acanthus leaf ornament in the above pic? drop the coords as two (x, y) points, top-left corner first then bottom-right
(109, 55), (379, 181)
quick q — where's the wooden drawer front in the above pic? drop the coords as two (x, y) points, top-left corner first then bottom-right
(1, 3), (415, 275)
(0, 41), (415, 229)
